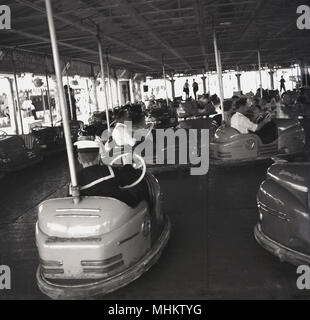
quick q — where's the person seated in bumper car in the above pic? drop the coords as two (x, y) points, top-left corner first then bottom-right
(231, 97), (277, 144)
(71, 135), (149, 208)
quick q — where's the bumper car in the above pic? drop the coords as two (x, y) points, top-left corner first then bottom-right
(254, 161), (310, 265)
(146, 101), (178, 129)
(210, 118), (306, 166)
(31, 125), (65, 156)
(0, 130), (43, 172)
(177, 99), (198, 119)
(100, 123), (197, 173)
(36, 152), (171, 299)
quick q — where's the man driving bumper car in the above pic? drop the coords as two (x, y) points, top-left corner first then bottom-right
(73, 135), (149, 207)
(231, 97), (277, 144)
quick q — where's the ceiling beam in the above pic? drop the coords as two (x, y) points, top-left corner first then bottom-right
(13, 0), (160, 66)
(116, 0), (192, 71)
(8, 29), (153, 70)
(195, 0), (209, 71)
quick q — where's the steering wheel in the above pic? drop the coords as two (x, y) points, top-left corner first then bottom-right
(110, 152), (146, 189)
(0, 130), (7, 139)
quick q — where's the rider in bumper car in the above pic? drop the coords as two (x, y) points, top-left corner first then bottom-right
(71, 133), (148, 207)
(231, 97), (277, 144)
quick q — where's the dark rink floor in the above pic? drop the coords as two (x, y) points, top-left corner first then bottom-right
(0, 152), (309, 300)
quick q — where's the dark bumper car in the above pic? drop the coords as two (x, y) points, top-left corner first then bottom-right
(0, 130), (43, 172)
(255, 162), (310, 265)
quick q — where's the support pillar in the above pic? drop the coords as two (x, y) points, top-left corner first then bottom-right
(170, 77), (175, 99)
(90, 77), (99, 112)
(201, 75), (207, 94)
(269, 70), (275, 90)
(235, 73), (242, 92)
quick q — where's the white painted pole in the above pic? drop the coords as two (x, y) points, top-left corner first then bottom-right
(213, 31), (225, 123)
(97, 36), (110, 131)
(12, 59), (24, 135)
(44, 0), (79, 202)
(45, 71), (53, 126)
(106, 52), (114, 110)
(257, 50), (263, 98)
(162, 56), (169, 106)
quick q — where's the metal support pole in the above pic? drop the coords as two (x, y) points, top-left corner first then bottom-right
(170, 76), (175, 99)
(85, 78), (92, 115)
(162, 55), (169, 106)
(41, 89), (46, 120)
(106, 52), (113, 110)
(7, 78), (18, 134)
(97, 35), (110, 131)
(235, 73), (242, 92)
(257, 50), (263, 98)
(45, 71), (53, 126)
(201, 69), (207, 94)
(269, 70), (275, 90)
(213, 31), (225, 123)
(44, 0), (79, 202)
(12, 59), (24, 135)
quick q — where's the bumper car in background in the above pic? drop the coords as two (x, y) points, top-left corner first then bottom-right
(36, 153), (171, 299)
(254, 161), (310, 265)
(31, 125), (66, 156)
(177, 97), (216, 120)
(146, 99), (178, 128)
(0, 129), (43, 172)
(83, 110), (114, 137)
(177, 99), (198, 119)
(210, 118), (306, 165)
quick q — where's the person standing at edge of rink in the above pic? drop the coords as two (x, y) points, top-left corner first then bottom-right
(280, 76), (286, 93)
(192, 79), (199, 100)
(183, 79), (190, 100)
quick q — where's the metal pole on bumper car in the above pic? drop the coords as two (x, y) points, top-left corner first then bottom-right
(162, 55), (169, 107)
(97, 34), (111, 132)
(257, 49), (263, 98)
(45, 69), (53, 127)
(44, 0), (80, 203)
(213, 30), (225, 123)
(106, 51), (114, 112)
(12, 55), (24, 135)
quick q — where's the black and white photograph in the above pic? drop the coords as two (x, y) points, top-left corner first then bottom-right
(0, 0), (310, 306)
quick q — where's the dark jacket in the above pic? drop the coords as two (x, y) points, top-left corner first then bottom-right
(69, 164), (148, 207)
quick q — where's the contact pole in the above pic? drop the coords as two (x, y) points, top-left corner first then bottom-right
(257, 50), (263, 98)
(97, 35), (110, 131)
(44, 0), (79, 202)
(12, 57), (24, 134)
(106, 51), (114, 111)
(162, 55), (169, 106)
(45, 69), (53, 126)
(213, 31), (225, 123)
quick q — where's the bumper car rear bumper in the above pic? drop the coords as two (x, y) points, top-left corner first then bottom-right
(36, 216), (171, 299)
(254, 224), (310, 266)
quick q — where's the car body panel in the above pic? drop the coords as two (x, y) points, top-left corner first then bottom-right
(36, 171), (170, 298)
(210, 119), (306, 165)
(255, 162), (310, 264)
